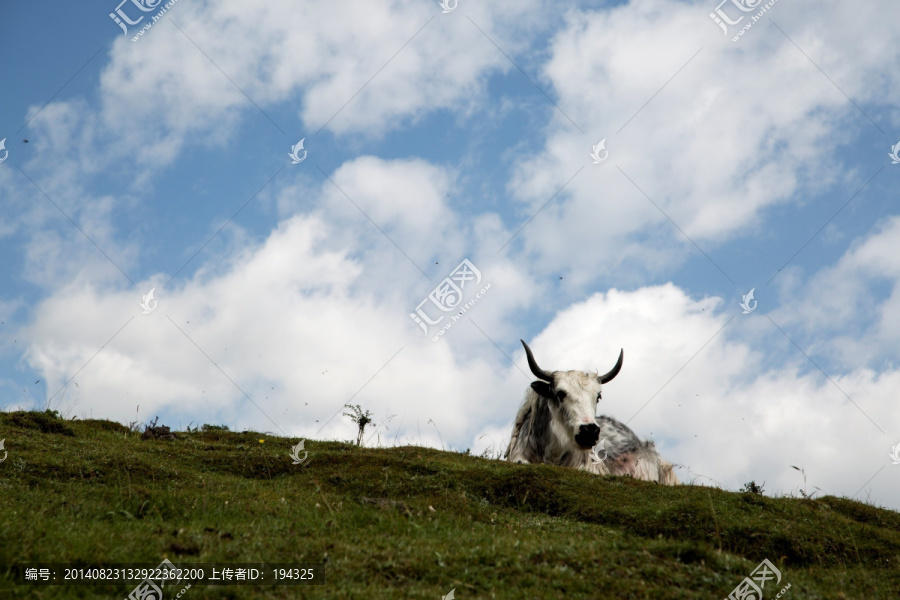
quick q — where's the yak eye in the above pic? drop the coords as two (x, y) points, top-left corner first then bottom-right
(596, 391), (602, 400)
(555, 390), (567, 402)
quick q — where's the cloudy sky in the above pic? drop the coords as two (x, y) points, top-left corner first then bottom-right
(1, 0), (898, 510)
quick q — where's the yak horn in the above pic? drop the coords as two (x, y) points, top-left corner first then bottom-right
(521, 339), (553, 381)
(598, 349), (624, 384)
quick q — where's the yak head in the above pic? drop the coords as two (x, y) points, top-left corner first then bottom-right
(521, 339), (623, 450)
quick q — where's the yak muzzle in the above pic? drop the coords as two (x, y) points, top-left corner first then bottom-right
(574, 423), (600, 449)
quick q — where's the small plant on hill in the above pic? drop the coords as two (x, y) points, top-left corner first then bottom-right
(142, 416), (176, 441)
(363, 413), (397, 448)
(201, 424), (230, 432)
(427, 418), (445, 450)
(739, 480), (765, 495)
(343, 404), (373, 446)
(125, 405), (142, 433)
(477, 434), (504, 460)
(34, 379), (48, 410)
(791, 465), (822, 499)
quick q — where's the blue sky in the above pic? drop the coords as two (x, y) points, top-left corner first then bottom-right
(1, 0), (899, 510)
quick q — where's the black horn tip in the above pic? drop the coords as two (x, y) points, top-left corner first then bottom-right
(521, 339), (553, 382)
(599, 348), (624, 384)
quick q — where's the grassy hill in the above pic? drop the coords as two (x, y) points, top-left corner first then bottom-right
(1, 409), (898, 599)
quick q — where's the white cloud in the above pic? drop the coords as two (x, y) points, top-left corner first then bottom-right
(10, 0), (553, 293)
(772, 215), (900, 368)
(506, 0), (900, 276)
(321, 156), (460, 266)
(97, 0), (546, 158)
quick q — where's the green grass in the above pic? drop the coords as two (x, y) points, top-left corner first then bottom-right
(1, 409), (898, 599)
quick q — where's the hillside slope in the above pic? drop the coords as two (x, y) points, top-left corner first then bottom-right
(1, 410), (898, 599)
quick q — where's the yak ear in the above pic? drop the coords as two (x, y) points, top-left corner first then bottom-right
(530, 380), (552, 399)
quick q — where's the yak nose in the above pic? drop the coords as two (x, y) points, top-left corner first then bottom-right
(575, 423), (600, 449)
